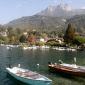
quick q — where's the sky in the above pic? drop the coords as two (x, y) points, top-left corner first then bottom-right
(0, 0), (85, 24)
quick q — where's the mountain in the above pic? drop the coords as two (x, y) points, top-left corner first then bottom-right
(67, 15), (85, 33)
(7, 15), (66, 32)
(37, 4), (85, 18)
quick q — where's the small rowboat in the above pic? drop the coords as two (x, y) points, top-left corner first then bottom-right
(48, 63), (85, 77)
(6, 67), (52, 85)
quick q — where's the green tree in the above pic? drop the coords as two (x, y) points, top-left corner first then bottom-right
(8, 27), (18, 38)
(58, 33), (63, 38)
(0, 40), (4, 44)
(64, 23), (75, 44)
(19, 34), (27, 43)
(0, 25), (5, 32)
(73, 36), (85, 45)
(0, 36), (9, 44)
(16, 28), (23, 34)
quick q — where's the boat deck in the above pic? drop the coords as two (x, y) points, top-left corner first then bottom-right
(7, 67), (50, 81)
(60, 64), (85, 72)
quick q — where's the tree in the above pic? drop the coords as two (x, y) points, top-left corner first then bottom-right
(73, 36), (85, 45)
(0, 25), (5, 32)
(64, 23), (75, 44)
(19, 34), (27, 43)
(58, 33), (63, 38)
(8, 27), (17, 38)
(16, 28), (23, 34)
(0, 36), (8, 44)
(28, 34), (35, 45)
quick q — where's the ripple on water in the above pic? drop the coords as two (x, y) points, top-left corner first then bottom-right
(0, 46), (85, 85)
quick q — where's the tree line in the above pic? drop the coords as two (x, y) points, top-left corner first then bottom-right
(0, 24), (85, 47)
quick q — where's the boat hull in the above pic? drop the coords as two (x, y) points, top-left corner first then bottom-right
(7, 70), (51, 85)
(48, 65), (85, 77)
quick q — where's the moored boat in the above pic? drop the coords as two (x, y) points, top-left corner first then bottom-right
(6, 66), (52, 85)
(48, 62), (85, 77)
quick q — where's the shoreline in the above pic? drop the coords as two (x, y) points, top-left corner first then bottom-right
(0, 44), (84, 51)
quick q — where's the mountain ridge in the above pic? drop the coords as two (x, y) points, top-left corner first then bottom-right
(7, 15), (66, 32)
(6, 4), (85, 34)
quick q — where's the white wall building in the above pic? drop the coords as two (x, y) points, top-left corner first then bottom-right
(36, 37), (46, 42)
(0, 32), (7, 36)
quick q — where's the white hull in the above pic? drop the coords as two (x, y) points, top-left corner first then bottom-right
(6, 67), (52, 85)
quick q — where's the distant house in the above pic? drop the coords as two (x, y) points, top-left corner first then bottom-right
(35, 36), (46, 42)
(57, 39), (63, 44)
(56, 38), (64, 44)
(0, 32), (7, 37)
(23, 32), (28, 35)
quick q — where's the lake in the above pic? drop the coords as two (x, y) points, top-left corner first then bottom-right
(0, 46), (85, 85)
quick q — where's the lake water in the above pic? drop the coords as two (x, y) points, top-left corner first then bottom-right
(0, 46), (85, 85)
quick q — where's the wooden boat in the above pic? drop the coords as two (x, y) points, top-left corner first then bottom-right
(48, 63), (85, 77)
(6, 67), (52, 85)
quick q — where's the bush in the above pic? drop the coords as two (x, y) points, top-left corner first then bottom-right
(36, 41), (45, 46)
(73, 36), (85, 45)
(46, 41), (57, 46)
(0, 40), (4, 44)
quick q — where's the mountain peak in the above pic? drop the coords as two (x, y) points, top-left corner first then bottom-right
(47, 5), (54, 12)
(57, 4), (72, 11)
(37, 4), (73, 17)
